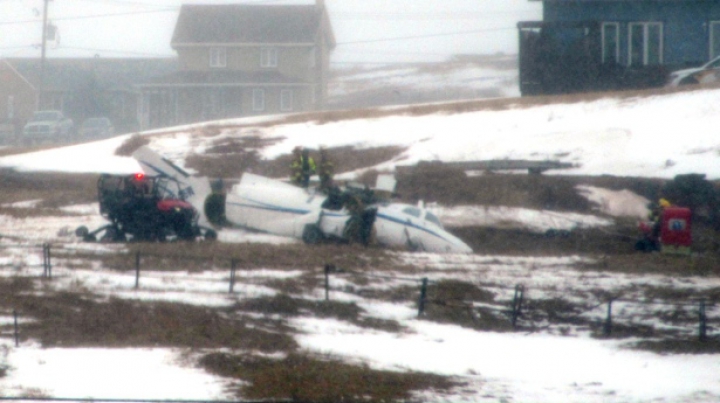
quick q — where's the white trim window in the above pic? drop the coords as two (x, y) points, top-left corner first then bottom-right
(710, 21), (720, 59)
(7, 95), (14, 119)
(629, 22), (663, 66)
(309, 47), (316, 68)
(280, 89), (293, 111)
(601, 22), (620, 64)
(252, 89), (265, 111)
(209, 47), (227, 68)
(261, 47), (278, 68)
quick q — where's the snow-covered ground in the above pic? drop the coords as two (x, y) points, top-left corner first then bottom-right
(329, 57), (521, 107)
(0, 87), (719, 402)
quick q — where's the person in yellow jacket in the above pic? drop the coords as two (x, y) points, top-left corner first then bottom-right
(290, 146), (315, 188)
(650, 198), (672, 238)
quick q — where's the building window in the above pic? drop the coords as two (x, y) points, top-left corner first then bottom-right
(601, 23), (619, 64)
(210, 47), (227, 68)
(309, 47), (316, 68)
(261, 47), (278, 68)
(252, 89), (265, 111)
(280, 89), (293, 111)
(629, 22), (663, 66)
(710, 21), (720, 60)
(7, 95), (14, 119)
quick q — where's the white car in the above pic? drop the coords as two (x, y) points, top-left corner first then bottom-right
(22, 110), (74, 145)
(667, 56), (720, 86)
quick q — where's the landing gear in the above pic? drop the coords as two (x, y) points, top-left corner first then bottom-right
(302, 224), (324, 244)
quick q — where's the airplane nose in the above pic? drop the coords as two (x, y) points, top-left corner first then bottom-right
(441, 232), (473, 254)
(447, 240), (473, 254)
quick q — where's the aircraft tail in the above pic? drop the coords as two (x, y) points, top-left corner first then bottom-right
(132, 146), (213, 227)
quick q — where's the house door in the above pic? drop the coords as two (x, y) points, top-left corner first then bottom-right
(710, 21), (720, 60)
(143, 89), (177, 130)
(202, 88), (225, 120)
(629, 22), (663, 66)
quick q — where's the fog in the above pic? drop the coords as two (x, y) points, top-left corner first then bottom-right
(0, 0), (541, 63)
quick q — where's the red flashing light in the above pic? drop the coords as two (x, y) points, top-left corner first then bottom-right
(134, 173), (145, 181)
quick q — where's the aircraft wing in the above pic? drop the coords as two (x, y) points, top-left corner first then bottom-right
(132, 146), (212, 227)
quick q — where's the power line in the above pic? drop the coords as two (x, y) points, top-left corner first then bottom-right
(58, 46), (174, 57)
(0, 7), (178, 26)
(336, 27), (516, 46)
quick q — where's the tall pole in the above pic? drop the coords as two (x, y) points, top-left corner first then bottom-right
(39, 0), (51, 109)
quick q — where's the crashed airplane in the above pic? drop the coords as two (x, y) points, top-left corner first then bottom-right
(132, 146), (472, 254)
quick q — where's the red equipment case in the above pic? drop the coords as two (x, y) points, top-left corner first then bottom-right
(660, 207), (692, 254)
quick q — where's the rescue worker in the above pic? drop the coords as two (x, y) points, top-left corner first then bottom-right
(343, 192), (366, 244)
(342, 187), (377, 246)
(290, 146), (303, 185)
(318, 146), (335, 192)
(290, 146), (315, 188)
(650, 198), (672, 239)
(301, 148), (316, 188)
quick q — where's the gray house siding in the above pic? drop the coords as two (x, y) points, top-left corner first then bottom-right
(518, 0), (720, 95)
(140, 2), (334, 130)
(543, 1), (720, 68)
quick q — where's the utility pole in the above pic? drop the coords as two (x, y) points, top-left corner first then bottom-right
(39, 0), (52, 109)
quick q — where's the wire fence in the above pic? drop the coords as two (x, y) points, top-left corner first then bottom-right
(0, 242), (716, 344)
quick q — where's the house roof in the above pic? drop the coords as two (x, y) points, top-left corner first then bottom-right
(6, 58), (178, 92)
(139, 70), (312, 88)
(171, 4), (336, 48)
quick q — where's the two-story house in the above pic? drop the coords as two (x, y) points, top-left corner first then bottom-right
(138, 1), (335, 130)
(518, 0), (720, 95)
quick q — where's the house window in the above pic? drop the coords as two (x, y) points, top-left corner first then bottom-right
(7, 95), (14, 119)
(261, 48), (278, 68)
(309, 47), (316, 68)
(280, 89), (293, 111)
(629, 22), (663, 66)
(601, 23), (619, 64)
(252, 89), (265, 111)
(210, 47), (227, 68)
(710, 21), (720, 59)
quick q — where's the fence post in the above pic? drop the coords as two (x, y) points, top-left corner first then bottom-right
(42, 243), (52, 279)
(603, 298), (613, 337)
(699, 299), (707, 342)
(324, 264), (333, 301)
(42, 244), (46, 278)
(229, 259), (237, 294)
(134, 251), (141, 289)
(511, 284), (525, 329)
(13, 309), (18, 347)
(418, 278), (428, 317)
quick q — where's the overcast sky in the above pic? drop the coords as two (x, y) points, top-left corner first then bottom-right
(0, 0), (542, 63)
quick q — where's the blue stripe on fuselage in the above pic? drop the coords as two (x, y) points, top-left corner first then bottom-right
(228, 198), (455, 244)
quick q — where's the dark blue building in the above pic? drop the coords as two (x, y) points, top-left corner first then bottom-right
(518, 0), (720, 95)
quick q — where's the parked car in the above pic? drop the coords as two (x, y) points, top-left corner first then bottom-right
(0, 119), (17, 145)
(667, 56), (720, 86)
(22, 110), (74, 145)
(79, 117), (114, 139)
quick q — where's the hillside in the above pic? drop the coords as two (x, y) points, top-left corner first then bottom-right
(0, 85), (719, 402)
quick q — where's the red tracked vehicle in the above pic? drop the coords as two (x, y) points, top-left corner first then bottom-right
(76, 173), (217, 242)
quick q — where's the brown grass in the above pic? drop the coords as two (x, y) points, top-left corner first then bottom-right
(185, 143), (405, 180)
(15, 292), (296, 351)
(200, 352), (459, 402)
(0, 169), (97, 207)
(114, 134), (149, 156)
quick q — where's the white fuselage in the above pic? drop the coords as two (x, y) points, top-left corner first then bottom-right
(225, 173), (472, 254)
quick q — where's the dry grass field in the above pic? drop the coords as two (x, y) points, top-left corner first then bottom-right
(2, 89), (720, 400)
